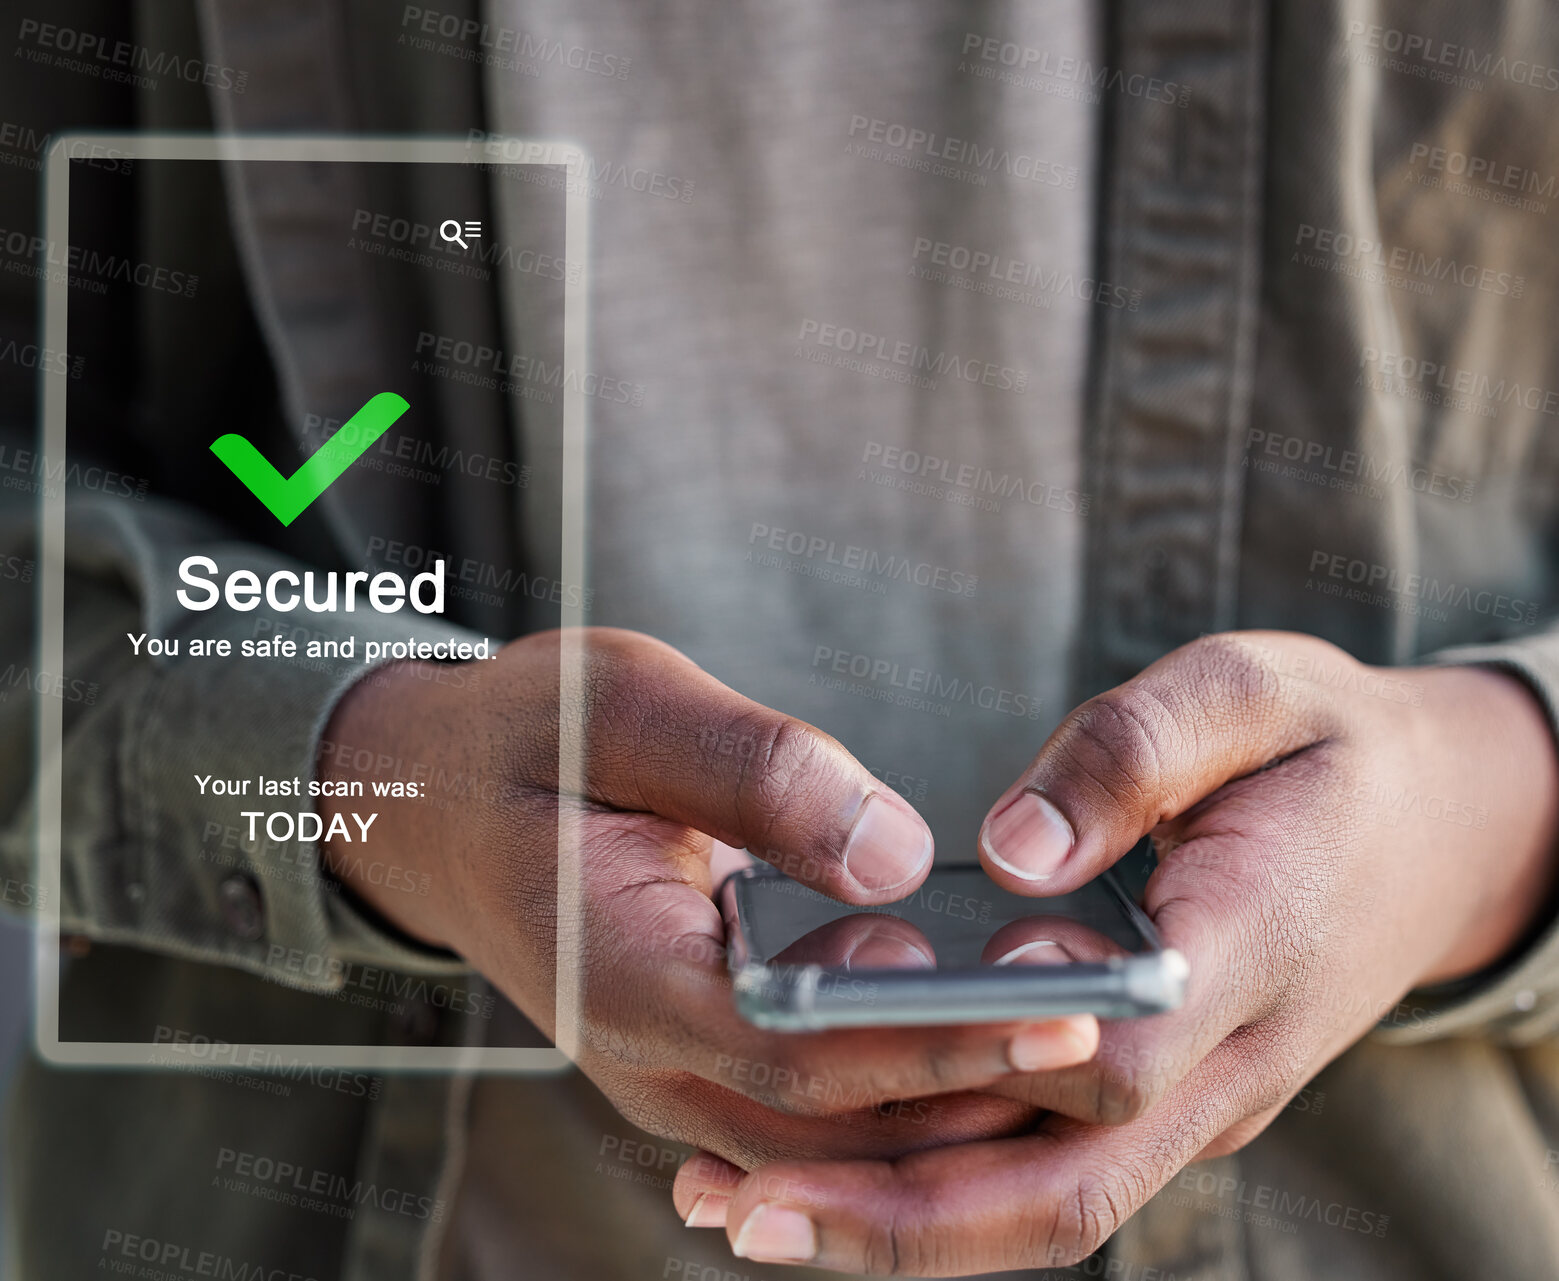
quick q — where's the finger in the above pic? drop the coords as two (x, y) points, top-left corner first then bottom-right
(722, 1043), (1268, 1274)
(977, 631), (1337, 894)
(645, 1078), (1039, 1192)
(979, 915), (1126, 966)
(674, 1152), (744, 1226)
(984, 749), (1341, 1124)
(671, 1081), (1040, 1225)
(709, 838), (758, 885)
(978, 869), (1275, 1123)
(773, 913), (937, 970)
(581, 813), (1098, 1110)
(577, 629), (934, 903)
(1193, 1099), (1286, 1160)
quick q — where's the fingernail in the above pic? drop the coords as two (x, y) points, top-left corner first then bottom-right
(1007, 1017), (1097, 1072)
(732, 1203), (818, 1262)
(843, 794), (932, 892)
(982, 792), (1073, 881)
(685, 1192), (732, 1228)
(846, 930), (935, 971)
(992, 939), (1072, 966)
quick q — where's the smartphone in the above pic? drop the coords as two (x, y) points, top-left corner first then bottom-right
(719, 844), (1187, 1030)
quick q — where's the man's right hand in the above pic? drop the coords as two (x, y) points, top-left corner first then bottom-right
(316, 627), (1098, 1189)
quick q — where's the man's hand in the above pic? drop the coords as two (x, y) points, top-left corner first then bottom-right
(673, 632), (1559, 1271)
(317, 628), (1097, 1182)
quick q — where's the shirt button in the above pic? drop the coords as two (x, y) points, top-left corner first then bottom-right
(218, 874), (265, 941)
(1514, 989), (1537, 1012)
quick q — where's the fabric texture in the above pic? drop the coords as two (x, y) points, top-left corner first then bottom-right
(2, 1), (1559, 1279)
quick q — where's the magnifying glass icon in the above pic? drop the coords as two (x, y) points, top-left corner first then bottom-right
(439, 219), (469, 250)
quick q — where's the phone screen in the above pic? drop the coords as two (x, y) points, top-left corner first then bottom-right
(729, 863), (1158, 974)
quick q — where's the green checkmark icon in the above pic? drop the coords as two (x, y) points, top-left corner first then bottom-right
(210, 392), (410, 526)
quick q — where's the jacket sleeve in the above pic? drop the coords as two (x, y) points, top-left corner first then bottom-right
(0, 489), (480, 995)
(1373, 634), (1559, 1046)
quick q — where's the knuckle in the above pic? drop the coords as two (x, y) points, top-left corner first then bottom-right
(1093, 1061), (1165, 1125)
(738, 1050), (809, 1113)
(862, 1217), (903, 1275)
(725, 1044), (848, 1119)
(840, 1056), (945, 1112)
(1259, 896), (1320, 990)
(1086, 1034), (1178, 1124)
(609, 1081), (686, 1143)
(877, 1192), (942, 1277)
(677, 1150), (731, 1186)
(581, 632), (643, 715)
(1186, 633), (1299, 724)
(904, 1043), (962, 1097)
(732, 713), (829, 847)
(1063, 685), (1179, 808)
(1049, 1172), (1128, 1264)
(1234, 1021), (1312, 1112)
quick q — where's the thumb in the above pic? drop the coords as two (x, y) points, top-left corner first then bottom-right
(574, 629), (933, 904)
(977, 634), (1333, 895)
